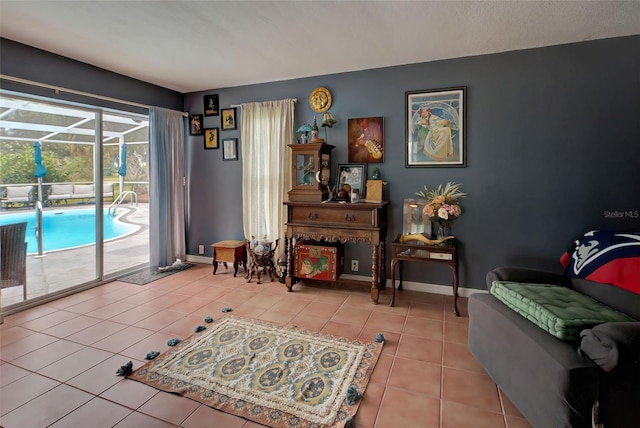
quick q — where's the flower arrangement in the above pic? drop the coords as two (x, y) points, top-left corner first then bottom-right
(416, 182), (466, 235)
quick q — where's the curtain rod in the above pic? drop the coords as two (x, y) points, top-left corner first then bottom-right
(1, 74), (188, 116)
(230, 98), (297, 108)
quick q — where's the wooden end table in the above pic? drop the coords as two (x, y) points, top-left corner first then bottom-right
(390, 234), (459, 315)
(211, 240), (246, 277)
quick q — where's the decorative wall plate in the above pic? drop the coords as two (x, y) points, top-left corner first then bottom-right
(309, 87), (332, 113)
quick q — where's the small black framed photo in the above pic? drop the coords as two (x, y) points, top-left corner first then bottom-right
(189, 114), (203, 135)
(204, 94), (219, 117)
(222, 138), (238, 161)
(204, 128), (219, 149)
(221, 107), (237, 130)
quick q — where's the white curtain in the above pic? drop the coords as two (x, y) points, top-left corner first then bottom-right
(148, 106), (186, 271)
(240, 99), (295, 257)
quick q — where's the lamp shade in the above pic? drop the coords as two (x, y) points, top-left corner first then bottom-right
(321, 112), (337, 128)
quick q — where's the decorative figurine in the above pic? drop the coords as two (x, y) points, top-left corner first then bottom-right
(371, 167), (381, 180)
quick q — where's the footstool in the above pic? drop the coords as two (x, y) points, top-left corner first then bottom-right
(211, 240), (246, 277)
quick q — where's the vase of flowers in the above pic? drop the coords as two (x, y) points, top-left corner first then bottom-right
(416, 181), (466, 239)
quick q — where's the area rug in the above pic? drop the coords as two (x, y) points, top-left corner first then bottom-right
(128, 315), (383, 427)
(118, 263), (195, 285)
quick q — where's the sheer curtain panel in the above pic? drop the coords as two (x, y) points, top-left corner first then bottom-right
(149, 107), (186, 271)
(240, 99), (295, 257)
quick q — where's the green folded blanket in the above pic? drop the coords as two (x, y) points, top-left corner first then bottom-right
(490, 281), (635, 341)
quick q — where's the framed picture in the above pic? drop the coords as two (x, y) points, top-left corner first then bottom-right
(221, 107), (237, 130)
(405, 86), (466, 167)
(204, 94), (219, 116)
(336, 163), (367, 198)
(347, 116), (384, 163)
(204, 128), (219, 149)
(189, 114), (203, 135)
(222, 138), (238, 161)
(402, 198), (431, 236)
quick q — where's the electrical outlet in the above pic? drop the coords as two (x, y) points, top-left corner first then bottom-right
(198, 244), (205, 255)
(351, 260), (359, 271)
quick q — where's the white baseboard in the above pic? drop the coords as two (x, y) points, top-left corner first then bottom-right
(339, 273), (486, 297)
(187, 255), (212, 264)
(186, 253), (487, 297)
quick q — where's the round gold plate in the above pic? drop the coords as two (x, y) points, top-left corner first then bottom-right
(309, 87), (332, 113)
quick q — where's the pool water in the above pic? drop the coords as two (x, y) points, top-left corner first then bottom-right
(0, 208), (140, 254)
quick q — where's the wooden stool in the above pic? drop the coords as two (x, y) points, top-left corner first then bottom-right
(211, 240), (246, 277)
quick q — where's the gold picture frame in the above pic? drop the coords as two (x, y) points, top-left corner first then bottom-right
(204, 128), (219, 149)
(221, 107), (237, 130)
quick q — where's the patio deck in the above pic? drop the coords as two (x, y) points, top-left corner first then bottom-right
(1, 203), (149, 307)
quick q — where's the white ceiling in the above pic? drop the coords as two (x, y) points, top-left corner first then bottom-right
(1, 1), (639, 94)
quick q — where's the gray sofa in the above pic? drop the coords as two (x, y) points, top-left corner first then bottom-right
(0, 186), (35, 208)
(47, 183), (115, 204)
(469, 267), (640, 427)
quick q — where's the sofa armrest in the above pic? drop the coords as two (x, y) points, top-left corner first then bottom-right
(579, 322), (640, 372)
(485, 267), (571, 292)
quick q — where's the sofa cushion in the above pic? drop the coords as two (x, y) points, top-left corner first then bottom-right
(572, 278), (640, 320)
(103, 183), (114, 194)
(490, 281), (635, 341)
(50, 184), (74, 195)
(5, 186), (33, 198)
(73, 184), (94, 195)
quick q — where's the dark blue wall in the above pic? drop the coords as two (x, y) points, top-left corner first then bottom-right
(184, 35), (640, 290)
(3, 36), (638, 291)
(0, 38), (183, 112)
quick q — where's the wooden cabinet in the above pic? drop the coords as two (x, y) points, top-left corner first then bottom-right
(284, 200), (389, 303)
(288, 143), (334, 202)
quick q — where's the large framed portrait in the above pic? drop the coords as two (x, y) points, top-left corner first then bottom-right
(405, 86), (466, 167)
(204, 128), (218, 149)
(336, 163), (367, 198)
(347, 116), (383, 163)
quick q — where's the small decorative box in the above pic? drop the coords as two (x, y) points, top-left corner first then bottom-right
(295, 243), (343, 281)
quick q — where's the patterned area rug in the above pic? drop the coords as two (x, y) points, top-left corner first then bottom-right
(128, 315), (382, 427)
(118, 263), (195, 285)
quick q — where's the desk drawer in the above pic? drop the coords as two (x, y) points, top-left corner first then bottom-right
(289, 205), (376, 228)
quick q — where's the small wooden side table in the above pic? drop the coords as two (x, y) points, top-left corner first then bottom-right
(211, 240), (246, 277)
(390, 234), (459, 315)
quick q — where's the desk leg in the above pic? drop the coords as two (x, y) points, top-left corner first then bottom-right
(285, 236), (294, 292)
(449, 264), (460, 316)
(379, 240), (387, 289)
(390, 258), (398, 307)
(370, 243), (379, 304)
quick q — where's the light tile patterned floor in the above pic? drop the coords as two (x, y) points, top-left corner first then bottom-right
(0, 263), (532, 427)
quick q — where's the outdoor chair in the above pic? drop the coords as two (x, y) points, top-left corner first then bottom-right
(0, 222), (28, 323)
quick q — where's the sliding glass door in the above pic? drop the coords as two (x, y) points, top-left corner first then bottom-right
(0, 92), (149, 312)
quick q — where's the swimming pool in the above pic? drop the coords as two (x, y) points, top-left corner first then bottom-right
(0, 208), (140, 254)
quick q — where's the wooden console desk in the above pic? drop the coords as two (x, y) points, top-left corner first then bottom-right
(284, 201), (389, 304)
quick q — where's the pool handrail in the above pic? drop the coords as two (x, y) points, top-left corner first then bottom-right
(109, 191), (138, 215)
(35, 201), (45, 257)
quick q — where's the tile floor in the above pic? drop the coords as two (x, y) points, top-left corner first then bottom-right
(0, 263), (532, 428)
